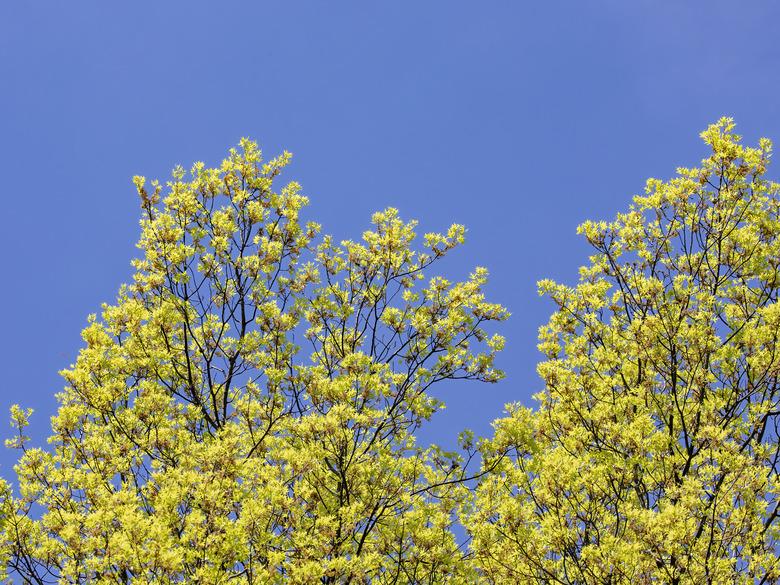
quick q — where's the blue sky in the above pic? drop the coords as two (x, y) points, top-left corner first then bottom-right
(1, 1), (779, 467)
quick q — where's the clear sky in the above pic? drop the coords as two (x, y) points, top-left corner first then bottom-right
(1, 1), (780, 469)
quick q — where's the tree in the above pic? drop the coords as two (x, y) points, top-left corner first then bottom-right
(1, 140), (507, 584)
(465, 119), (780, 584)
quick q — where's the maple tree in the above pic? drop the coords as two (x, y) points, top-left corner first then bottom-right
(466, 119), (780, 584)
(1, 141), (507, 583)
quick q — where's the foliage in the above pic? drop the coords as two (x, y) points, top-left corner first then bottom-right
(466, 119), (780, 584)
(5, 120), (779, 585)
(1, 141), (507, 584)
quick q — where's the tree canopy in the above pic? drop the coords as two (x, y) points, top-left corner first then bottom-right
(3, 120), (780, 584)
(1, 141), (507, 583)
(466, 119), (780, 584)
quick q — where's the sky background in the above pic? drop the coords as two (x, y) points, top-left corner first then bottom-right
(1, 1), (780, 472)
